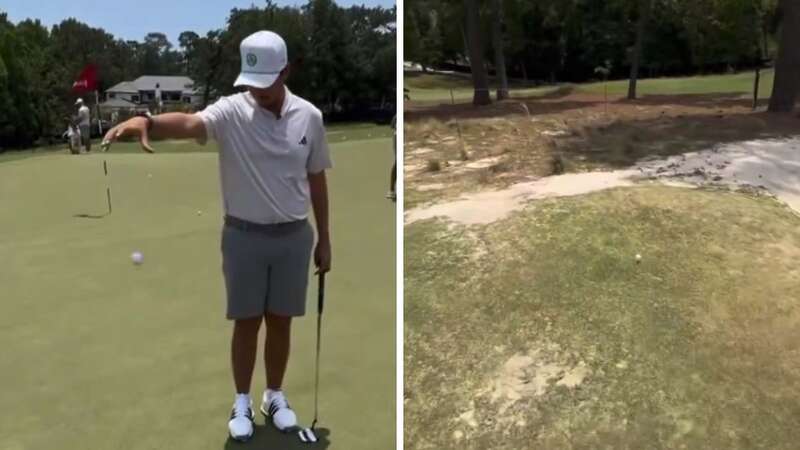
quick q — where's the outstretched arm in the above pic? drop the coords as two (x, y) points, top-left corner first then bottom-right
(101, 113), (206, 153)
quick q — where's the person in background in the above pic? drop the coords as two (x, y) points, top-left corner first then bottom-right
(66, 118), (81, 155)
(75, 98), (92, 153)
(155, 83), (163, 114)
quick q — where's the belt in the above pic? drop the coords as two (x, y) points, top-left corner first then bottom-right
(224, 215), (307, 235)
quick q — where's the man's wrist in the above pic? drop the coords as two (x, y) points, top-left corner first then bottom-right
(317, 231), (330, 243)
(135, 112), (154, 130)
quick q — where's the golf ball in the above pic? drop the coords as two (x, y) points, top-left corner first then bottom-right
(196, 210), (202, 216)
(147, 173), (153, 178)
(131, 251), (144, 265)
(635, 254), (642, 262)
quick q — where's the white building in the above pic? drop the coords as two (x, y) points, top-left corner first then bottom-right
(101, 76), (203, 113)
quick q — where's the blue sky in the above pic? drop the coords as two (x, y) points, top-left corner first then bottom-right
(2, 0), (395, 46)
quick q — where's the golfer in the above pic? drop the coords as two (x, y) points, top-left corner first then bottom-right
(75, 98), (91, 152)
(66, 118), (81, 155)
(101, 30), (332, 442)
(154, 83), (163, 114)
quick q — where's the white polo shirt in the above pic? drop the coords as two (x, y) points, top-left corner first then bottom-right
(78, 105), (90, 126)
(197, 88), (332, 224)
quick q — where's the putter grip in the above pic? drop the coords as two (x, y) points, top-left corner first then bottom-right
(318, 273), (325, 314)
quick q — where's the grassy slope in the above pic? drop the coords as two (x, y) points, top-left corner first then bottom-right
(0, 127), (396, 450)
(405, 186), (800, 449)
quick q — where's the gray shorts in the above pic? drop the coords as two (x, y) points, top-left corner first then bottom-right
(221, 217), (315, 320)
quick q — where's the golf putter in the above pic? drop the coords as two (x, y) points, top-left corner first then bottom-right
(298, 272), (325, 443)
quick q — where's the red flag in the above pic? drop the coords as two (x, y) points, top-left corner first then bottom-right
(72, 64), (98, 93)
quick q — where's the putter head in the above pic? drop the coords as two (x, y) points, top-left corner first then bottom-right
(101, 140), (111, 152)
(298, 427), (318, 443)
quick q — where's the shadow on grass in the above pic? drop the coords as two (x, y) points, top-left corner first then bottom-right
(559, 109), (800, 170)
(73, 213), (111, 219)
(407, 97), (605, 122)
(222, 425), (331, 449)
(405, 91), (773, 123)
(0, 139), (217, 165)
(616, 92), (759, 109)
(405, 70), (541, 90)
(0, 146), (67, 164)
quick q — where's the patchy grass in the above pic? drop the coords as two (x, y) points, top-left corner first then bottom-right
(405, 185), (800, 450)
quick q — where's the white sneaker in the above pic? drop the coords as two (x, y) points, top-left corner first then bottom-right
(260, 389), (297, 431)
(228, 394), (255, 441)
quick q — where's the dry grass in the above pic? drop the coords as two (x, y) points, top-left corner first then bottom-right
(404, 92), (800, 209)
(405, 186), (800, 450)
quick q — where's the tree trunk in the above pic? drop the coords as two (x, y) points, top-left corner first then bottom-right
(464, 0), (491, 105)
(627, 0), (652, 100)
(491, 0), (509, 100)
(753, 67), (761, 110)
(768, 0), (800, 112)
(461, 25), (469, 63)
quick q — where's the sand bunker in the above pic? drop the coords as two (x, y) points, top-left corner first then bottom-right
(638, 137), (800, 211)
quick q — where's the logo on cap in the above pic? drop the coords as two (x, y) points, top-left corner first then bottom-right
(246, 53), (258, 67)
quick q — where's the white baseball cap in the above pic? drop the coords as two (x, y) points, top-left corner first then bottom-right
(233, 31), (288, 89)
(75, 98), (83, 105)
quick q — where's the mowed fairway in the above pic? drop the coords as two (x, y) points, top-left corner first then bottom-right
(0, 124), (395, 450)
(405, 69), (775, 104)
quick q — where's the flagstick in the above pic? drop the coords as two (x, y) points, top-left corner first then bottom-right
(73, 65), (111, 215)
(95, 90), (103, 136)
(103, 159), (112, 215)
(95, 89), (110, 214)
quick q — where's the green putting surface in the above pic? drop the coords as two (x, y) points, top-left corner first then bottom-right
(0, 127), (396, 449)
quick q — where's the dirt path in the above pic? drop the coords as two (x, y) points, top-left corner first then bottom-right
(405, 137), (800, 225)
(405, 170), (637, 225)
